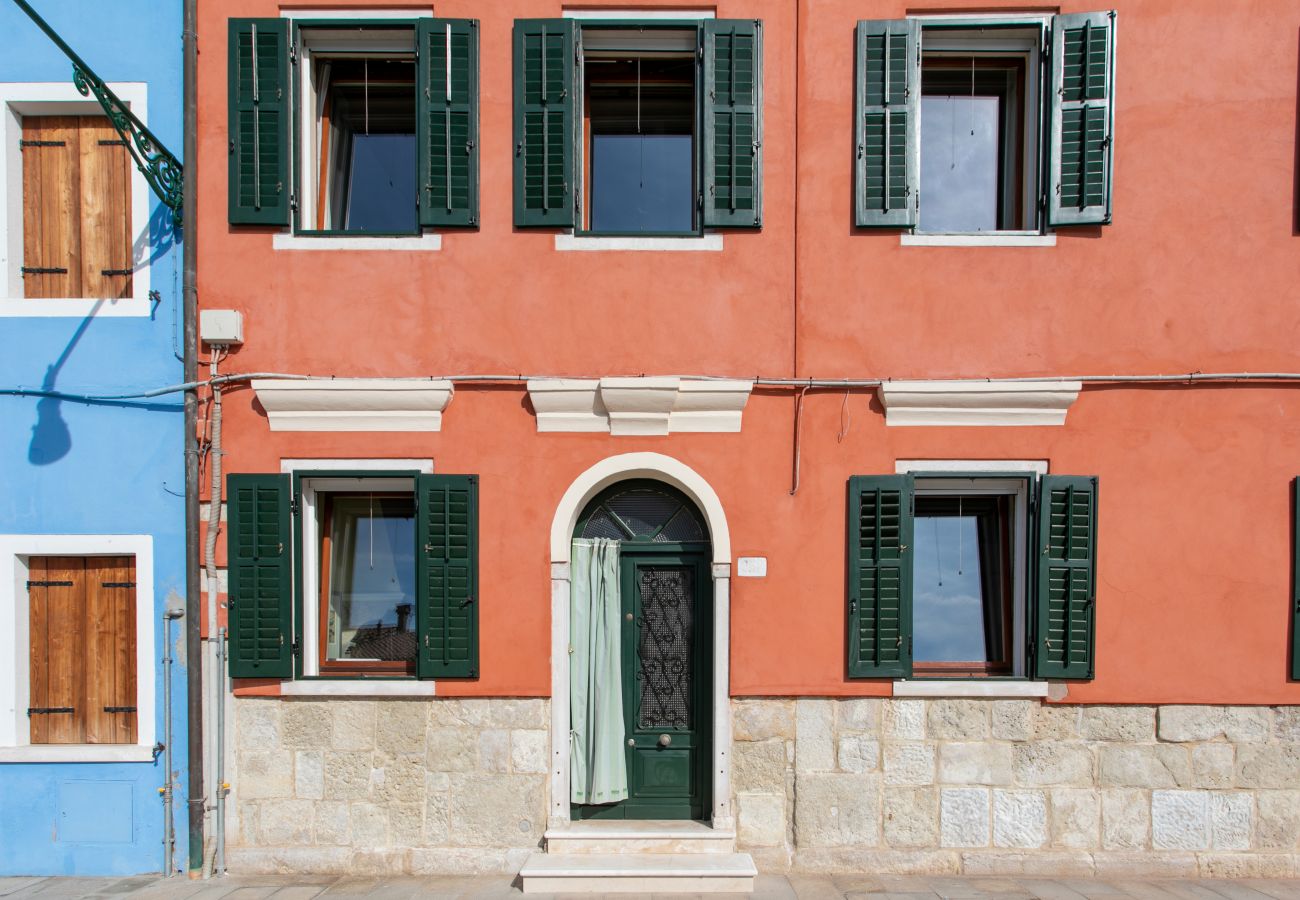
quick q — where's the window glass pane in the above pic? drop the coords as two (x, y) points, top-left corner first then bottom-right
(919, 95), (1000, 233)
(913, 512), (990, 662)
(324, 495), (417, 662)
(345, 133), (417, 232)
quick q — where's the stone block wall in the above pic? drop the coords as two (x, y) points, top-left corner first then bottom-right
(732, 698), (1300, 878)
(227, 697), (550, 874)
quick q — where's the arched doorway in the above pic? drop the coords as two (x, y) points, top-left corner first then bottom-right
(571, 481), (712, 821)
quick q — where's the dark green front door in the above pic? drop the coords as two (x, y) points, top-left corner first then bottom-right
(573, 550), (711, 820)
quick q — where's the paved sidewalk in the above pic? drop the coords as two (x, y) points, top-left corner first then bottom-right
(2, 874), (1299, 900)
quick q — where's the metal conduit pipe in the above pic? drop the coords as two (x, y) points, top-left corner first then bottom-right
(203, 350), (226, 877)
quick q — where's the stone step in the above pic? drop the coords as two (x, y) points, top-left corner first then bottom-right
(518, 852), (757, 894)
(544, 819), (736, 854)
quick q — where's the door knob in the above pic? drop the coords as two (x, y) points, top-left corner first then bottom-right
(627, 738), (635, 747)
(658, 734), (672, 747)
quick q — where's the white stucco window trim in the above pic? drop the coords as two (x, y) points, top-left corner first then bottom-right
(0, 534), (156, 758)
(879, 380), (1082, 426)
(892, 680), (1049, 698)
(254, 378), (454, 432)
(900, 233), (1057, 248)
(280, 681), (437, 697)
(272, 233), (442, 252)
(0, 82), (153, 317)
(549, 453), (733, 831)
(528, 377), (753, 435)
(554, 234), (724, 252)
(280, 8), (437, 19)
(563, 9), (716, 19)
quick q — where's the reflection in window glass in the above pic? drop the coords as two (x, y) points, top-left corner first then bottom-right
(324, 495), (417, 664)
(913, 513), (989, 662)
(919, 95), (1000, 233)
(346, 134), (417, 233)
(592, 134), (693, 233)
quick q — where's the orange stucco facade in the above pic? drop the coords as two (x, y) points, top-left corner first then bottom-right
(199, 0), (1300, 705)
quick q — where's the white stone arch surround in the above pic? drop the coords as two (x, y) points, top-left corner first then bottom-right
(548, 452), (734, 829)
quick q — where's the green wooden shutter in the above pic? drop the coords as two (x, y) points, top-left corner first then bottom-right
(1049, 12), (1116, 226)
(703, 20), (763, 228)
(854, 20), (919, 228)
(417, 474), (479, 679)
(418, 19), (479, 227)
(227, 474), (293, 678)
(1293, 479), (1300, 681)
(227, 18), (291, 226)
(1033, 475), (1098, 679)
(512, 19), (575, 227)
(847, 475), (914, 678)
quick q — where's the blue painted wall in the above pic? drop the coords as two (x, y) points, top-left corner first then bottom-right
(0, 0), (186, 876)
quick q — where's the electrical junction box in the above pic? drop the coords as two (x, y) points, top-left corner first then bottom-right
(737, 557), (767, 577)
(200, 309), (244, 345)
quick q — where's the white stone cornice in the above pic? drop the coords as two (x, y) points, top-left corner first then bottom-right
(252, 378), (454, 432)
(878, 380), (1082, 426)
(526, 377), (754, 435)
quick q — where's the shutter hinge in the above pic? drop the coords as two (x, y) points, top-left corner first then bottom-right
(289, 42), (298, 65)
(27, 580), (73, 589)
(289, 192), (299, 213)
(101, 582), (136, 588)
(697, 44), (703, 62)
(103, 706), (137, 714)
(290, 495), (300, 516)
(98, 139), (128, 147)
(908, 635), (913, 655)
(19, 139), (65, 148)
(291, 637), (300, 657)
(101, 269), (134, 277)
(27, 707), (74, 716)
(21, 267), (68, 276)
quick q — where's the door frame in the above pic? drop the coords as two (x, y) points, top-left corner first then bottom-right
(548, 452), (733, 829)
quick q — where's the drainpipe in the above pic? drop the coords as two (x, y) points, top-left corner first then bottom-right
(182, 0), (204, 875)
(203, 350), (225, 876)
(161, 607), (183, 875)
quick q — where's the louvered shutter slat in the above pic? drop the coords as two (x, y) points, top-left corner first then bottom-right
(703, 20), (763, 228)
(848, 475), (914, 678)
(227, 474), (293, 678)
(1034, 475), (1098, 679)
(513, 19), (575, 227)
(854, 20), (918, 228)
(417, 474), (479, 679)
(1049, 12), (1116, 226)
(228, 18), (290, 226)
(418, 19), (479, 227)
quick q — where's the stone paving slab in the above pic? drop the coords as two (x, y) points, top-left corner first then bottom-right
(0, 877), (1296, 900)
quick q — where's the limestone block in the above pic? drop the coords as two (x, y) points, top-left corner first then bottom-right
(349, 802), (391, 847)
(281, 702), (332, 750)
(479, 729), (510, 773)
(1013, 742), (1092, 786)
(837, 699), (882, 733)
(376, 700), (430, 755)
(1256, 790), (1300, 850)
(958, 850), (1094, 877)
(1158, 705), (1271, 743)
(448, 774), (545, 847)
(426, 726), (480, 773)
(373, 754), (428, 805)
(347, 848), (412, 876)
(837, 735), (880, 774)
(1097, 744), (1190, 788)
(1031, 706), (1079, 741)
(737, 791), (786, 847)
(734, 739), (790, 793)
(486, 699), (549, 729)
(1198, 853), (1297, 879)
(1237, 744), (1300, 789)
(1079, 706), (1155, 742)
(885, 699), (926, 739)
(331, 701), (378, 751)
(793, 848), (961, 875)
(322, 751), (375, 801)
(258, 798), (314, 844)
(510, 729), (549, 775)
(225, 846), (352, 874)
(389, 802), (425, 846)
(1274, 706), (1300, 743)
(1190, 743), (1235, 789)
(1092, 851), (1197, 877)
(937, 742), (1012, 785)
(991, 701), (1033, 742)
(294, 750), (324, 800)
(883, 787), (938, 848)
(927, 700), (989, 740)
(1100, 789), (1150, 850)
(1151, 790), (1209, 850)
(313, 801), (350, 845)
(733, 699), (796, 741)
(795, 699), (835, 773)
(237, 801), (260, 845)
(940, 787), (990, 848)
(1049, 788), (1100, 850)
(883, 741), (936, 785)
(237, 749), (295, 800)
(237, 700), (282, 748)
(1210, 792), (1252, 850)
(409, 847), (520, 875)
(992, 789), (1047, 849)
(793, 774), (880, 847)
(424, 785), (450, 845)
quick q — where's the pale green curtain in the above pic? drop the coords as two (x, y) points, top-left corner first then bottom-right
(570, 538), (628, 805)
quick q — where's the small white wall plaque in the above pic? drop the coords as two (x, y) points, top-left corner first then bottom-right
(737, 557), (767, 578)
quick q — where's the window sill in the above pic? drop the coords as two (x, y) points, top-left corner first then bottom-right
(0, 745), (158, 763)
(900, 233), (1056, 248)
(555, 234), (724, 252)
(892, 680), (1049, 698)
(0, 296), (154, 318)
(280, 680), (436, 698)
(272, 233), (442, 252)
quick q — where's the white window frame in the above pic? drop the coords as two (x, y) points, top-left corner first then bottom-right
(0, 534), (157, 762)
(0, 82), (153, 317)
(895, 459), (1047, 687)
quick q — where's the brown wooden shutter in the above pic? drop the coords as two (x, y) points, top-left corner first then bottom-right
(77, 118), (133, 299)
(27, 556), (137, 745)
(21, 116), (82, 299)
